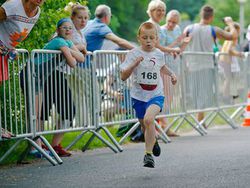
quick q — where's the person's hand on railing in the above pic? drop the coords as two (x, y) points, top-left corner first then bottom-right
(170, 73), (177, 85)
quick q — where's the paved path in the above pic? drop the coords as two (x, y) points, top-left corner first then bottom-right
(1, 126), (250, 188)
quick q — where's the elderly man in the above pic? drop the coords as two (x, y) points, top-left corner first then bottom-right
(83, 4), (134, 51)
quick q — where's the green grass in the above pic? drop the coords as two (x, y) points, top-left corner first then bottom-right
(0, 108), (244, 165)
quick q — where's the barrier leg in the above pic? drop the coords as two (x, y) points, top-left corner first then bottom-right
(155, 120), (171, 143)
(82, 127), (101, 152)
(0, 139), (23, 164)
(218, 110), (238, 129)
(205, 112), (217, 129)
(173, 117), (185, 132)
(163, 116), (180, 133)
(39, 135), (63, 165)
(100, 126), (123, 152)
(65, 130), (88, 150)
(183, 116), (205, 136)
(199, 111), (214, 128)
(25, 137), (57, 166)
(89, 130), (118, 153)
(81, 128), (118, 153)
(230, 106), (245, 120)
(189, 114), (207, 134)
(119, 122), (140, 144)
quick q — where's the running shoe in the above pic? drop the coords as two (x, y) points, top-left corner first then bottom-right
(152, 140), (161, 157)
(143, 154), (155, 168)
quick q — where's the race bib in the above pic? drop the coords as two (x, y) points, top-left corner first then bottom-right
(137, 66), (159, 90)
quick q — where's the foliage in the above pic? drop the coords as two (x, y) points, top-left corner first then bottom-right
(166, 0), (206, 20)
(204, 0), (250, 29)
(86, 0), (149, 42)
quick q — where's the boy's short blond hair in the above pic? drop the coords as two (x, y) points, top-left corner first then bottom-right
(137, 22), (158, 37)
(146, 0), (166, 17)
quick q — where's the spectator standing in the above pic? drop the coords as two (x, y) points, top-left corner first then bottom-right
(219, 23), (244, 103)
(146, 0), (180, 137)
(83, 4), (134, 52)
(0, 0), (44, 139)
(32, 18), (84, 157)
(146, 0), (180, 54)
(159, 10), (184, 137)
(183, 5), (237, 126)
(66, 3), (91, 127)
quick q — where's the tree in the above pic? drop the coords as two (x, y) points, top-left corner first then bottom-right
(203, 0), (250, 29)
(166, 0), (206, 20)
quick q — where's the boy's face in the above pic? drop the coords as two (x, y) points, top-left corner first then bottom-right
(57, 22), (73, 40)
(138, 28), (158, 52)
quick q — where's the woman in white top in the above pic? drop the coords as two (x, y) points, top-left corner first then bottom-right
(66, 3), (92, 127)
(0, 0), (44, 82)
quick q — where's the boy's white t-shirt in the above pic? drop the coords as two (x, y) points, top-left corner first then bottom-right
(0, 0), (41, 49)
(120, 47), (165, 102)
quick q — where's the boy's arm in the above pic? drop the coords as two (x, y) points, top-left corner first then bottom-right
(161, 65), (177, 85)
(120, 56), (143, 81)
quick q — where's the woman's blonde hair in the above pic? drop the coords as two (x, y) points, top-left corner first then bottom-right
(64, 2), (90, 17)
(146, 0), (166, 17)
(71, 3), (90, 17)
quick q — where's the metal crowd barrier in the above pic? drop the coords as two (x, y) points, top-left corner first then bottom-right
(0, 49), (49, 164)
(1, 49), (249, 166)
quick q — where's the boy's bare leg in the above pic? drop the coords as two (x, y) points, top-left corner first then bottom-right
(143, 104), (161, 153)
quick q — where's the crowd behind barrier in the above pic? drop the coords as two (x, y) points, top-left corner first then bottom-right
(0, 49), (249, 165)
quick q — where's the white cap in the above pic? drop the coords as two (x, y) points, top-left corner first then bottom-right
(246, 25), (250, 40)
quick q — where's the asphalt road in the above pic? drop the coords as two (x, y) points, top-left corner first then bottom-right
(1, 126), (250, 188)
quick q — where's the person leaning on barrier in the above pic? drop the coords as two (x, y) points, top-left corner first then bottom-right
(0, 0), (44, 139)
(82, 4), (134, 52)
(20, 18), (85, 157)
(64, 2), (92, 127)
(183, 5), (237, 127)
(219, 22), (245, 103)
(39, 18), (85, 157)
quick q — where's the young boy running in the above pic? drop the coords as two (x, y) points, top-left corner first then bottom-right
(120, 22), (177, 168)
